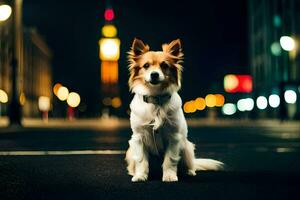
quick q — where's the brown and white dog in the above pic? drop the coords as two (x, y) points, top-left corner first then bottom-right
(125, 38), (224, 182)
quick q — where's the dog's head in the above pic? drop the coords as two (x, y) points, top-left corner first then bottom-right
(128, 38), (183, 95)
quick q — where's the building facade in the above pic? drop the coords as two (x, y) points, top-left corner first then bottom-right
(0, 27), (52, 118)
(248, 0), (300, 119)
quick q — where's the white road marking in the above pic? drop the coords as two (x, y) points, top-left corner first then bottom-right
(0, 150), (126, 156)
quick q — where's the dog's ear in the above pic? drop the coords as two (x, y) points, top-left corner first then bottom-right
(131, 38), (149, 56)
(162, 39), (182, 57)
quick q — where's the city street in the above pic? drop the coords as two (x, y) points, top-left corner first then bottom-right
(0, 120), (300, 199)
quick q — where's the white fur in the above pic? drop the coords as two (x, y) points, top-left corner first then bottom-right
(125, 84), (224, 182)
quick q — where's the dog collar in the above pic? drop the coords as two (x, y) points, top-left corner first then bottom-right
(143, 93), (171, 105)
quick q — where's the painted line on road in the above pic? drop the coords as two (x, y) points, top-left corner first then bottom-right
(0, 150), (126, 156)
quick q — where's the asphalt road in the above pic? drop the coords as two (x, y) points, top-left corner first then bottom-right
(0, 123), (300, 199)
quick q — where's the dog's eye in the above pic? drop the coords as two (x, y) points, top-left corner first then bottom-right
(143, 63), (150, 69)
(160, 62), (169, 70)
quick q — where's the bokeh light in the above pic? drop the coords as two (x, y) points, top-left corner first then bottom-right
(284, 90), (297, 104)
(53, 83), (62, 96)
(194, 97), (206, 110)
(0, 89), (8, 103)
(205, 94), (216, 107)
(19, 92), (26, 106)
(104, 8), (115, 21)
(237, 98), (254, 111)
(224, 75), (239, 92)
(57, 86), (69, 101)
(270, 42), (282, 56)
(280, 36), (295, 51)
(38, 96), (50, 111)
(183, 101), (197, 113)
(102, 24), (117, 37)
(67, 92), (81, 108)
(222, 103), (237, 115)
(99, 38), (120, 61)
(0, 5), (12, 22)
(256, 96), (268, 110)
(215, 94), (225, 107)
(268, 94), (280, 108)
(111, 97), (122, 108)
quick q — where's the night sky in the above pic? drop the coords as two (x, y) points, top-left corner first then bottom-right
(23, 0), (248, 116)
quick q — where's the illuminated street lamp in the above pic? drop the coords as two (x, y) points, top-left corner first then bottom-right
(0, 4), (12, 22)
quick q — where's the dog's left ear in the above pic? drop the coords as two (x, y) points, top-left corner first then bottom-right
(162, 39), (182, 57)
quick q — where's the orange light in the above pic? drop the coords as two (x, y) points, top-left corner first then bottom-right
(101, 61), (118, 84)
(205, 94), (216, 107)
(53, 83), (62, 96)
(215, 94), (225, 107)
(111, 97), (122, 108)
(194, 97), (206, 110)
(183, 101), (197, 113)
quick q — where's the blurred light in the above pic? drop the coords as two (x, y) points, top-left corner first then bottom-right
(102, 25), (117, 37)
(101, 61), (118, 84)
(57, 86), (69, 101)
(103, 97), (112, 106)
(237, 98), (254, 111)
(194, 97), (206, 110)
(224, 74), (252, 93)
(273, 15), (281, 27)
(215, 94), (225, 107)
(280, 36), (295, 51)
(183, 101), (196, 113)
(67, 92), (81, 108)
(222, 103), (236, 115)
(237, 99), (246, 112)
(224, 75), (239, 92)
(99, 38), (120, 61)
(268, 94), (280, 108)
(19, 92), (26, 106)
(104, 8), (115, 21)
(284, 90), (297, 104)
(256, 96), (268, 110)
(38, 96), (50, 111)
(0, 89), (8, 103)
(270, 42), (282, 56)
(0, 5), (12, 22)
(205, 94), (216, 107)
(53, 83), (62, 96)
(111, 97), (122, 108)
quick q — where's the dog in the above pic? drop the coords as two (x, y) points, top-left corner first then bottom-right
(125, 38), (224, 182)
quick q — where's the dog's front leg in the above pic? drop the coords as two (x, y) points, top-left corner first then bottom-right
(162, 134), (182, 182)
(129, 134), (149, 182)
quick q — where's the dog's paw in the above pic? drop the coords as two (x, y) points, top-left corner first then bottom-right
(187, 170), (196, 176)
(131, 174), (148, 182)
(162, 170), (178, 182)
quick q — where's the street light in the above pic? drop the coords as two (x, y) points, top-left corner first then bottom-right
(0, 4), (12, 22)
(66, 92), (81, 108)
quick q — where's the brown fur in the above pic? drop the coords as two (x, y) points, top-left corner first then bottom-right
(128, 38), (184, 91)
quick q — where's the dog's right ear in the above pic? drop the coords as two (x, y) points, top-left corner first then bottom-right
(131, 38), (149, 57)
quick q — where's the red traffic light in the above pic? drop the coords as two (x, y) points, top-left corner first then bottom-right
(104, 8), (115, 21)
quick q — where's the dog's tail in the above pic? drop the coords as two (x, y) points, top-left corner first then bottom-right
(194, 158), (224, 171)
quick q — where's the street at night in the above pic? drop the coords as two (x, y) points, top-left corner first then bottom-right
(0, 120), (300, 199)
(1, 0), (300, 199)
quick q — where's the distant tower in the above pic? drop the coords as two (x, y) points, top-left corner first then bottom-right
(99, 3), (122, 116)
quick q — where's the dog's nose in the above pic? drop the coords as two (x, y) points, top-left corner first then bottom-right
(150, 72), (159, 80)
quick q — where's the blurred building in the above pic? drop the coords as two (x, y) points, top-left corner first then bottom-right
(22, 28), (52, 117)
(248, 0), (300, 119)
(0, 27), (52, 118)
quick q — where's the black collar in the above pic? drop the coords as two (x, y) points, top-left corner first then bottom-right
(143, 93), (171, 105)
